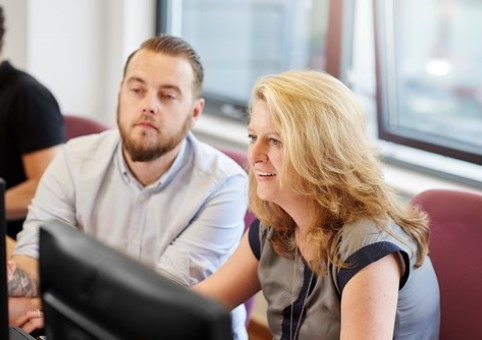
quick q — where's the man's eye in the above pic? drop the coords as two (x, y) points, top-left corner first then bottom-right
(161, 93), (176, 100)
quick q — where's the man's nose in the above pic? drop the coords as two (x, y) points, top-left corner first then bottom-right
(141, 92), (159, 114)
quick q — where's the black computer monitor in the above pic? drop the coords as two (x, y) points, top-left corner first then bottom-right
(39, 221), (233, 340)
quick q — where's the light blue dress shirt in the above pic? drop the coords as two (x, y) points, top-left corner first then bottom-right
(15, 130), (249, 339)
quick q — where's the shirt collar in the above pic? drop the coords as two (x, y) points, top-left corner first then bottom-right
(116, 134), (190, 190)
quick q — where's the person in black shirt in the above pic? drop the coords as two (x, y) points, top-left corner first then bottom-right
(0, 5), (65, 240)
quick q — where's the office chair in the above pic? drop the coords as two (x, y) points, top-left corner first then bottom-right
(218, 147), (256, 326)
(411, 188), (482, 340)
(63, 114), (112, 140)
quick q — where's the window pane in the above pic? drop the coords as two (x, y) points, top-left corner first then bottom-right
(161, 0), (330, 120)
(375, 0), (482, 164)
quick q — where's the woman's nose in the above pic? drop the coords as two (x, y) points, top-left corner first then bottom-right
(248, 142), (268, 164)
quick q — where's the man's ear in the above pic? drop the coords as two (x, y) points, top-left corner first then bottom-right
(191, 97), (205, 121)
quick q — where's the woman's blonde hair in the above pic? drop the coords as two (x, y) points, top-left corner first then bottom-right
(248, 70), (429, 275)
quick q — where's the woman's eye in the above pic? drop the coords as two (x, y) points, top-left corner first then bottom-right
(248, 134), (257, 143)
(269, 138), (280, 146)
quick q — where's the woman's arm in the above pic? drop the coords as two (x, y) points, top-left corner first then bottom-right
(193, 232), (261, 310)
(340, 252), (404, 339)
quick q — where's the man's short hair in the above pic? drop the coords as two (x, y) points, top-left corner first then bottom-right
(122, 35), (204, 98)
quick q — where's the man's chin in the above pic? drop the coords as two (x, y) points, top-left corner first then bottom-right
(123, 141), (165, 162)
(130, 149), (165, 162)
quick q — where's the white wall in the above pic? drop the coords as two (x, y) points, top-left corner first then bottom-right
(1, 0), (27, 67)
(0, 0), (156, 124)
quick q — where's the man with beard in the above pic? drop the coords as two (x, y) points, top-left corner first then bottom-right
(7, 35), (249, 339)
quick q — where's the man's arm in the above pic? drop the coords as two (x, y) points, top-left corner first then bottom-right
(156, 174), (248, 286)
(12, 144), (76, 257)
(6, 236), (15, 259)
(8, 147), (72, 297)
(7, 259), (43, 330)
(7, 255), (40, 297)
(6, 146), (62, 296)
(6, 145), (62, 220)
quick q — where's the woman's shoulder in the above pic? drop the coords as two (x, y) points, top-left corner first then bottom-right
(338, 218), (417, 259)
(248, 220), (270, 260)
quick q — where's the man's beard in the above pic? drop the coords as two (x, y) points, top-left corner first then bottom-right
(118, 112), (192, 162)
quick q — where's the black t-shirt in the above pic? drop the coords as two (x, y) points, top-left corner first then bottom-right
(0, 60), (65, 238)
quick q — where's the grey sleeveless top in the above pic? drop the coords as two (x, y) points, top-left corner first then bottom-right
(248, 219), (440, 339)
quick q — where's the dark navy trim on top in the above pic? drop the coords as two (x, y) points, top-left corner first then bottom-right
(280, 262), (317, 340)
(248, 219), (261, 260)
(337, 241), (410, 294)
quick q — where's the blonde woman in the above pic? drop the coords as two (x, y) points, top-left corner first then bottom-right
(195, 70), (440, 339)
